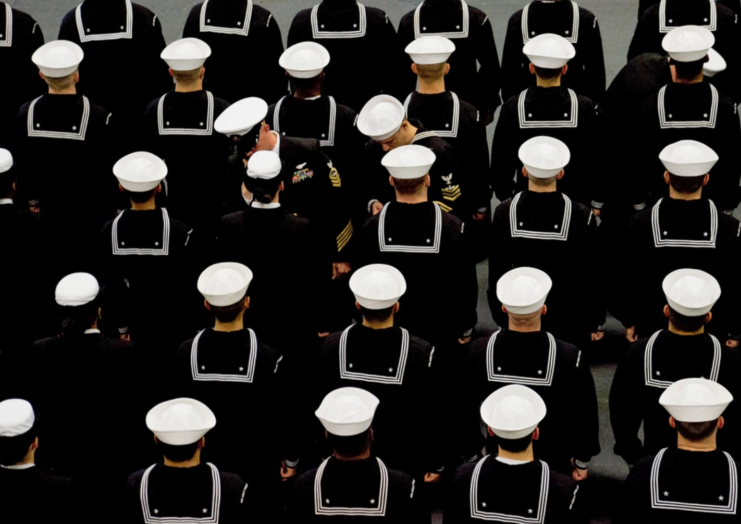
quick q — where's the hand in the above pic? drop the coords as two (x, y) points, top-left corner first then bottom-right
(318, 332), (330, 338)
(30, 206), (40, 214)
(372, 202), (383, 215)
(482, 110), (495, 127)
(727, 339), (739, 348)
(458, 336), (471, 345)
(120, 333), (131, 342)
(472, 212), (486, 221)
(332, 262), (351, 280)
(590, 331), (605, 342)
(571, 459), (588, 482)
(591, 208), (601, 218)
(424, 472), (441, 483)
(281, 462), (297, 481)
(247, 123), (275, 157)
(625, 326), (638, 343)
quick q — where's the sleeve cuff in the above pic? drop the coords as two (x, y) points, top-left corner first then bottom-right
(633, 202), (647, 211)
(591, 201), (604, 210)
(367, 199), (379, 215)
(118, 326), (130, 335)
(574, 459), (590, 470)
(477, 207), (488, 214)
(28, 199), (38, 206)
(462, 328), (474, 338)
(283, 459), (299, 468)
(596, 325), (605, 332)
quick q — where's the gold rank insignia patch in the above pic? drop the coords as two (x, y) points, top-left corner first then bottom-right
(433, 201), (453, 213)
(328, 161), (341, 188)
(441, 185), (461, 202)
(337, 220), (353, 252)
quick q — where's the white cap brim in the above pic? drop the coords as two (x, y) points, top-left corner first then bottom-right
(315, 387), (380, 437)
(0, 149), (13, 174)
(146, 398), (216, 445)
(161, 37), (212, 71)
(660, 378), (732, 422)
(280, 41), (330, 79)
(481, 385), (547, 440)
(663, 268), (721, 317)
(663, 25), (715, 63)
(32, 40), (84, 78)
(357, 95), (405, 141)
(405, 36), (456, 65)
(350, 264), (407, 310)
(523, 33), (576, 69)
(659, 140), (719, 177)
(55, 272), (99, 306)
(215, 97), (268, 136)
(704, 48), (726, 77)
(381, 144), (436, 179)
(198, 262), (253, 307)
(113, 152), (168, 192)
(0, 399), (35, 437)
(497, 267), (553, 315)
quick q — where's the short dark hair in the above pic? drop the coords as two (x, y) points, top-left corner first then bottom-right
(493, 431), (534, 453)
(58, 300), (100, 337)
(290, 75), (322, 92)
(414, 63), (447, 80)
(157, 440), (200, 462)
(533, 66), (562, 80)
(528, 174), (559, 186)
(0, 422), (37, 466)
(668, 173), (705, 194)
(124, 188), (157, 205)
(359, 305), (395, 323)
(210, 300), (245, 323)
(675, 419), (719, 442)
(671, 58), (705, 81)
(327, 429), (371, 457)
(392, 175), (427, 195)
(667, 306), (709, 333)
(244, 176), (281, 204)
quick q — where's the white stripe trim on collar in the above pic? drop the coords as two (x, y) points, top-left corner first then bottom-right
(190, 328), (258, 383)
(486, 329), (557, 386)
(199, 0), (253, 36)
(651, 198), (718, 248)
(314, 457), (389, 516)
(0, 4), (13, 47)
(659, 0), (717, 33)
(27, 96), (91, 141)
(76, 0), (133, 42)
(643, 330), (721, 388)
(404, 92), (461, 138)
(658, 84), (718, 129)
(510, 191), (573, 241)
(273, 96), (337, 146)
(522, 0), (580, 44)
(378, 202), (442, 253)
(414, 0), (469, 39)
(311, 2), (366, 39)
(158, 92), (214, 136)
(339, 324), (410, 384)
(112, 208), (171, 256)
(140, 462), (222, 523)
(518, 88), (579, 129)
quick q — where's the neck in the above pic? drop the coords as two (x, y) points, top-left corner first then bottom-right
(175, 81), (203, 93)
(362, 316), (394, 330)
(669, 185), (703, 201)
(416, 77), (446, 95)
(674, 74), (704, 85)
(528, 181), (557, 193)
(11, 448), (36, 467)
(668, 322), (704, 336)
(334, 448), (371, 462)
(395, 189), (428, 204)
(130, 197), (157, 211)
(48, 86), (77, 95)
(164, 450), (201, 469)
(292, 83), (322, 100)
(213, 312), (245, 333)
(677, 434), (716, 452)
(508, 316), (542, 333)
(536, 75), (561, 88)
(497, 444), (534, 462)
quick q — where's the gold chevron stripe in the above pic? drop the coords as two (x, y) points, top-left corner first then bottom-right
(337, 220), (353, 251)
(434, 201), (452, 213)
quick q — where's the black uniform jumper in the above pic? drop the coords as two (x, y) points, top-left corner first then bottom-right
(0, 466), (73, 524)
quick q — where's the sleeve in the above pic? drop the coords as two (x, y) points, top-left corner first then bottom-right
(613, 459), (652, 524)
(571, 349), (601, 466)
(587, 104), (610, 210)
(57, 13), (81, 42)
(608, 215), (647, 329)
(487, 204), (512, 328)
(432, 147), (467, 217)
(581, 15), (606, 101)
(713, 104), (741, 212)
(474, 16), (503, 114)
(582, 211), (606, 331)
(500, 15), (528, 104)
(396, 16), (418, 100)
(12, 107), (41, 209)
(453, 350), (488, 461)
(627, 14), (653, 61)
(181, 4), (200, 38)
(456, 221), (479, 337)
(314, 148), (355, 262)
(143, 15), (172, 105)
(359, 141), (392, 212)
(119, 474), (145, 524)
(261, 14), (288, 104)
(19, 17), (46, 104)
(489, 103), (520, 201)
(443, 465), (474, 524)
(608, 348), (647, 464)
(462, 112), (492, 211)
(377, 13), (407, 101)
(287, 12), (311, 47)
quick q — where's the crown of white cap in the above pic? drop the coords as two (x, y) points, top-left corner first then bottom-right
(0, 399), (35, 438)
(405, 36), (456, 65)
(0, 149), (13, 174)
(497, 267), (553, 315)
(280, 42), (330, 79)
(481, 385), (547, 440)
(315, 387), (380, 437)
(161, 38), (211, 71)
(381, 144), (436, 180)
(215, 97), (268, 136)
(659, 140), (718, 177)
(523, 33), (576, 69)
(660, 378), (732, 422)
(247, 151), (282, 180)
(113, 152), (168, 192)
(146, 398), (216, 446)
(198, 262), (253, 307)
(32, 40), (84, 78)
(663, 268), (721, 317)
(55, 272), (99, 307)
(662, 25), (715, 63)
(518, 136), (571, 179)
(350, 264), (407, 310)
(357, 95), (405, 141)
(704, 48), (726, 77)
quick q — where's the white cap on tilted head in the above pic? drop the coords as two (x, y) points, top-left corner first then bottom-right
(357, 95), (405, 141)
(350, 264), (407, 310)
(0, 149), (13, 174)
(523, 33), (576, 69)
(663, 269), (721, 317)
(146, 398), (216, 446)
(662, 25), (715, 63)
(55, 273), (99, 307)
(497, 267), (552, 315)
(198, 262), (253, 307)
(660, 378), (732, 422)
(481, 385), (547, 440)
(280, 42), (330, 78)
(405, 36), (456, 65)
(113, 152), (168, 192)
(0, 399), (35, 437)
(381, 145), (436, 179)
(247, 151), (282, 180)
(32, 40), (84, 78)
(215, 97), (268, 136)
(518, 136), (570, 179)
(161, 37), (211, 71)
(315, 387), (380, 437)
(659, 140), (718, 177)
(704, 48), (726, 77)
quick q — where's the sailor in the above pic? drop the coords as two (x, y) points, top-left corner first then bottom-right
(639, 0), (741, 18)
(182, 0), (285, 104)
(491, 34), (608, 211)
(360, 145), (478, 353)
(488, 137), (605, 346)
(216, 151), (321, 359)
(629, 26), (741, 212)
(0, 399), (72, 524)
(173, 262), (298, 502)
(123, 398), (253, 523)
(612, 141), (741, 343)
(616, 379), (739, 523)
(358, 95), (469, 219)
(315, 264), (444, 479)
(286, 388), (420, 523)
(459, 268), (600, 477)
(0, 2), (44, 147)
(500, 0), (606, 103)
(445, 386), (583, 523)
(13, 40), (117, 276)
(397, 0), (503, 123)
(57, 0), (170, 135)
(287, 0), (405, 111)
(610, 269), (741, 465)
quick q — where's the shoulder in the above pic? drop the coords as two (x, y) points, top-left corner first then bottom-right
(365, 6), (392, 25)
(177, 337), (195, 358)
(213, 95), (231, 115)
(221, 210), (246, 227)
(570, 200), (594, 222)
(32, 336), (59, 352)
(577, 6), (598, 23)
(290, 8), (313, 26)
(387, 466), (415, 495)
(553, 337), (584, 366)
(105, 337), (137, 355)
(627, 454), (657, 482)
(251, 3), (275, 24)
(132, 3), (159, 22)
(335, 102), (358, 123)
(399, 9), (415, 29)
(458, 98), (481, 124)
(625, 336), (651, 360)
(717, 91), (738, 113)
(628, 207), (652, 230)
(451, 461), (477, 487)
(440, 210), (465, 235)
(169, 217), (191, 237)
(286, 212), (312, 230)
(60, 7), (78, 27)
(125, 468), (147, 490)
(218, 469), (248, 493)
(10, 7), (39, 28)
(494, 199), (514, 219)
(549, 467), (578, 495)
(507, 9), (525, 27)
(319, 330), (343, 357)
(294, 467), (319, 492)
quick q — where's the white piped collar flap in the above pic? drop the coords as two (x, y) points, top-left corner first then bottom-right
(190, 328), (258, 383)
(643, 330), (721, 388)
(311, 2), (366, 39)
(158, 91), (215, 136)
(486, 329), (557, 386)
(200, 0), (254, 36)
(403, 92), (460, 138)
(659, 0), (717, 33)
(518, 88), (579, 129)
(522, 1), (580, 44)
(658, 84), (718, 129)
(314, 457), (389, 516)
(27, 95), (91, 141)
(273, 95), (337, 147)
(339, 325), (410, 385)
(378, 202), (442, 253)
(76, 0), (133, 42)
(510, 191), (573, 242)
(0, 4), (13, 47)
(112, 208), (171, 256)
(651, 198), (718, 248)
(414, 0), (470, 39)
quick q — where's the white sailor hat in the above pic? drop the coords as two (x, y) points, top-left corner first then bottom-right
(704, 48), (726, 77)
(113, 152), (168, 192)
(55, 273), (99, 307)
(198, 262), (253, 307)
(315, 387), (380, 437)
(32, 40), (84, 78)
(660, 378), (732, 423)
(497, 267), (552, 315)
(523, 33), (576, 69)
(481, 385), (547, 440)
(659, 140), (718, 177)
(518, 136), (570, 179)
(146, 398), (216, 446)
(0, 399), (35, 438)
(357, 95), (405, 141)
(161, 37), (211, 71)
(279, 42), (330, 79)
(0, 149), (13, 174)
(246, 151), (282, 180)
(381, 144), (436, 180)
(663, 268), (721, 317)
(662, 25), (715, 63)
(215, 97), (268, 136)
(350, 264), (407, 310)
(405, 36), (456, 65)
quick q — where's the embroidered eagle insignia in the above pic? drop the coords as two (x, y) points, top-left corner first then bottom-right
(442, 174), (454, 188)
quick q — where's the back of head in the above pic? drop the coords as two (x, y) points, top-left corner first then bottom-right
(414, 63), (447, 81)
(0, 399), (37, 466)
(54, 273), (101, 338)
(0, 149), (14, 198)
